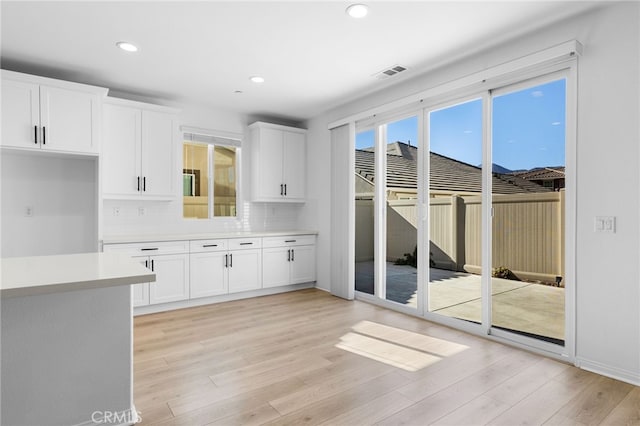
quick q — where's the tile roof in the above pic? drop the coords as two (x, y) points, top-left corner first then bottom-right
(356, 142), (551, 194)
(511, 167), (565, 181)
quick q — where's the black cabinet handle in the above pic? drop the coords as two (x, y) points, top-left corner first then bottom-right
(285, 240), (296, 243)
(42, 126), (46, 145)
(280, 184), (283, 196)
(34, 126), (38, 144)
(287, 249), (291, 262)
(151, 259), (154, 271)
(284, 184), (287, 196)
(137, 176), (140, 191)
(230, 253), (233, 267)
(143, 176), (146, 192)
(225, 254), (228, 268)
(203, 244), (218, 248)
(291, 249), (295, 261)
(145, 260), (149, 268)
(239, 242), (253, 246)
(141, 248), (159, 251)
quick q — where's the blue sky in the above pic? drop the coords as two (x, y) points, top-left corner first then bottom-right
(356, 79), (566, 171)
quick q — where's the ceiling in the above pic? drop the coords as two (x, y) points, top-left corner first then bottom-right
(1, 1), (602, 122)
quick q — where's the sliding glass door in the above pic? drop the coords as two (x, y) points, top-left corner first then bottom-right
(354, 115), (422, 312)
(352, 68), (572, 355)
(490, 77), (566, 345)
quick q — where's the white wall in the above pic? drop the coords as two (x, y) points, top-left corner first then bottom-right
(303, 3), (640, 383)
(101, 103), (305, 238)
(1, 151), (98, 257)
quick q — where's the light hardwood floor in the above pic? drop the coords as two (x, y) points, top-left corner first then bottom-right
(133, 289), (639, 425)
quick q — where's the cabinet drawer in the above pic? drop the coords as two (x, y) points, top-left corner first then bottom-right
(262, 235), (316, 248)
(103, 240), (188, 256)
(228, 238), (262, 250)
(189, 239), (228, 253)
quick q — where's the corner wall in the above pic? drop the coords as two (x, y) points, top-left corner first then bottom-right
(302, 2), (640, 383)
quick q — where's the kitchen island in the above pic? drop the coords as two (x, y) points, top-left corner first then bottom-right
(1, 252), (155, 426)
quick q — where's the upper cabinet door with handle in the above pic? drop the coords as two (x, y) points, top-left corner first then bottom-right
(1, 71), (105, 154)
(250, 121), (306, 203)
(102, 98), (179, 200)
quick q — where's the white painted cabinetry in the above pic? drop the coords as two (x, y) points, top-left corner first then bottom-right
(102, 98), (179, 199)
(250, 122), (306, 202)
(1, 70), (106, 154)
(263, 235), (316, 288)
(190, 238), (262, 298)
(103, 241), (189, 306)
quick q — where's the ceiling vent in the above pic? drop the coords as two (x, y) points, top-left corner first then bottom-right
(373, 64), (408, 80)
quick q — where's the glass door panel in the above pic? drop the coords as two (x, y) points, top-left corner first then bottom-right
(491, 78), (566, 345)
(427, 99), (483, 322)
(355, 129), (376, 295)
(384, 116), (419, 308)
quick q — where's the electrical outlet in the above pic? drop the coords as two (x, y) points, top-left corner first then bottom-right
(138, 207), (146, 216)
(25, 206), (34, 217)
(595, 216), (615, 233)
(113, 207), (121, 217)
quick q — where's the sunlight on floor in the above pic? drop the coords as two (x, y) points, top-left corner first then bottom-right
(336, 320), (469, 372)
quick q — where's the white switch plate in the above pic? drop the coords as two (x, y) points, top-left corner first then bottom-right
(595, 216), (615, 233)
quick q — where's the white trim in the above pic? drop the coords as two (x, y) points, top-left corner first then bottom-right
(248, 121), (307, 134)
(103, 96), (180, 114)
(134, 283), (315, 315)
(329, 40), (582, 130)
(575, 357), (640, 386)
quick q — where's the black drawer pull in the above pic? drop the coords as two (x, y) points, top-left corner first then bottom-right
(285, 240), (296, 243)
(239, 242), (253, 245)
(140, 248), (159, 251)
(202, 244), (218, 247)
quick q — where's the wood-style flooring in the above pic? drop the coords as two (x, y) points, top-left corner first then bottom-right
(133, 289), (639, 425)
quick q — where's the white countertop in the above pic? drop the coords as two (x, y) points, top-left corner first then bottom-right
(102, 230), (318, 245)
(1, 252), (156, 298)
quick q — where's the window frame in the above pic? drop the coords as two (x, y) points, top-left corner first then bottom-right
(180, 126), (243, 222)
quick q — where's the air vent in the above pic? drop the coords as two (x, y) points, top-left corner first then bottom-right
(373, 64), (408, 80)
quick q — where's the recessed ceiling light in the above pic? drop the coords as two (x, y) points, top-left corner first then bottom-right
(116, 41), (138, 52)
(250, 76), (265, 83)
(346, 4), (368, 18)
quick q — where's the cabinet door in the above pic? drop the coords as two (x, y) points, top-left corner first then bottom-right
(132, 258), (150, 307)
(40, 85), (99, 154)
(190, 251), (228, 298)
(228, 249), (262, 293)
(1, 79), (39, 149)
(262, 247), (291, 288)
(254, 128), (284, 200)
(102, 104), (142, 196)
(149, 254), (189, 304)
(282, 131), (306, 201)
(290, 245), (316, 284)
(141, 110), (175, 197)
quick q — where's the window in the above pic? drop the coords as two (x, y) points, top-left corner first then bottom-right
(182, 130), (241, 219)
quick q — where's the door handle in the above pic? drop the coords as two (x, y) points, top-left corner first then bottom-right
(34, 126), (38, 144)
(287, 249), (291, 262)
(151, 259), (154, 271)
(225, 254), (228, 268)
(137, 176), (141, 192)
(291, 249), (294, 261)
(280, 184), (284, 196)
(143, 176), (146, 192)
(284, 184), (287, 196)
(42, 126), (46, 145)
(230, 253), (233, 267)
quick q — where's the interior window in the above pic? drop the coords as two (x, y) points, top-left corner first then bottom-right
(182, 133), (239, 219)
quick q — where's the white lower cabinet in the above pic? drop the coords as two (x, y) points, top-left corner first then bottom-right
(103, 241), (189, 306)
(262, 235), (316, 288)
(190, 238), (262, 298)
(105, 234), (315, 312)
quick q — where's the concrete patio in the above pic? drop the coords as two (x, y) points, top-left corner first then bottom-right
(355, 262), (565, 342)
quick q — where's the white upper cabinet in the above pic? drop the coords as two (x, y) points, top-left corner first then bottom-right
(1, 70), (106, 154)
(250, 122), (306, 202)
(102, 98), (179, 199)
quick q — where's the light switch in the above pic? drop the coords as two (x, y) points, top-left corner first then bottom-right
(595, 216), (615, 233)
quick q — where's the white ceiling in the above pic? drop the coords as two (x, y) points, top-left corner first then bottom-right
(1, 1), (602, 122)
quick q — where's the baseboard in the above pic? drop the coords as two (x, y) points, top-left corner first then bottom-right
(72, 404), (140, 426)
(575, 356), (640, 386)
(134, 282), (315, 316)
